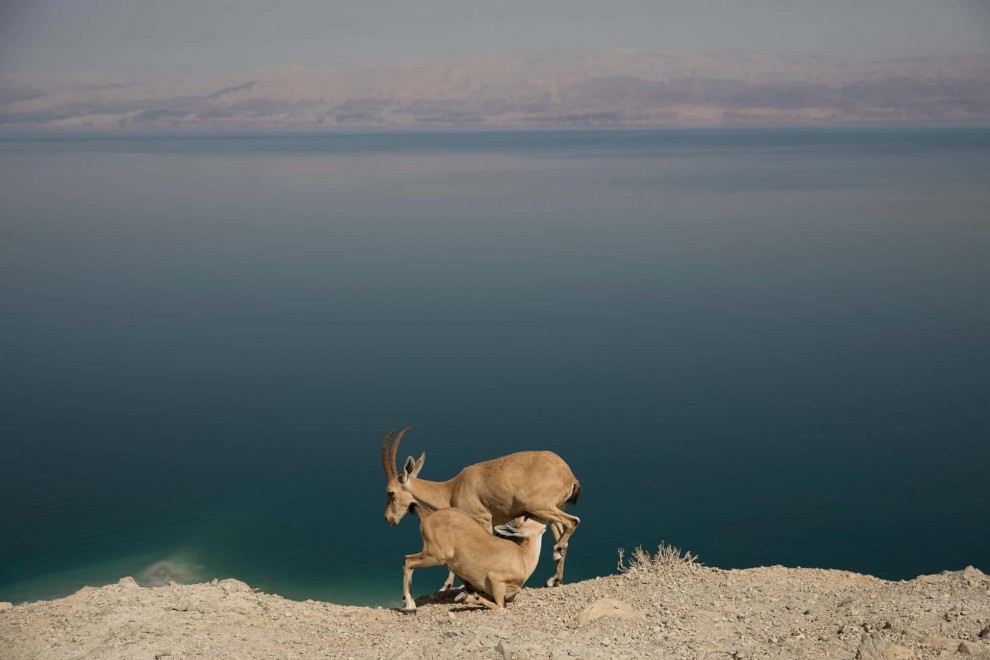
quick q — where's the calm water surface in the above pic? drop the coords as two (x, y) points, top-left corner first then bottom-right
(1, 129), (989, 606)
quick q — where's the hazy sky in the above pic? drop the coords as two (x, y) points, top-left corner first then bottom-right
(2, 0), (990, 77)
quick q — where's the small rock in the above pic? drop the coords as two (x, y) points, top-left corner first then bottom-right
(962, 566), (985, 580)
(496, 640), (512, 660)
(219, 579), (252, 593)
(117, 576), (139, 588)
(920, 635), (963, 651)
(957, 641), (985, 655)
(856, 633), (916, 660)
(979, 624), (990, 639)
(576, 598), (645, 626)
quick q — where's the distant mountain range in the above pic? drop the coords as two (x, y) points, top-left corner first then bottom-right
(2, 49), (989, 130)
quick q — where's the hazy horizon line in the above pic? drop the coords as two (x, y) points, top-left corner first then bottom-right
(4, 48), (989, 132)
(5, 46), (990, 84)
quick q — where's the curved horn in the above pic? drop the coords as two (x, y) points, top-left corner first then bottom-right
(381, 429), (396, 479)
(390, 426), (412, 478)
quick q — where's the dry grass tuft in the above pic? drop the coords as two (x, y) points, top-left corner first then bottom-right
(617, 542), (701, 573)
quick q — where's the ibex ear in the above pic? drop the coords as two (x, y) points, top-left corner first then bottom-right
(411, 452), (426, 478)
(494, 522), (525, 538)
(401, 456), (417, 482)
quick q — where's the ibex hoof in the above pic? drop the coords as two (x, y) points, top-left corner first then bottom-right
(546, 576), (561, 588)
(399, 607), (418, 615)
(454, 591), (468, 603)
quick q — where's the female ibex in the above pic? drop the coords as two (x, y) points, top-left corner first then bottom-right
(402, 508), (547, 612)
(381, 427), (581, 588)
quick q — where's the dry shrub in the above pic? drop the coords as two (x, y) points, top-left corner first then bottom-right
(617, 541), (700, 573)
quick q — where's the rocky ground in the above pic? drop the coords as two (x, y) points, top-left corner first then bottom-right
(2, 555), (989, 659)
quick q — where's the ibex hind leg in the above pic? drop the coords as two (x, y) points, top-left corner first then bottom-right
(455, 590), (500, 610)
(528, 508), (580, 587)
(546, 521), (565, 587)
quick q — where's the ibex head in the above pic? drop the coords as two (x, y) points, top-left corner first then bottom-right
(381, 427), (425, 526)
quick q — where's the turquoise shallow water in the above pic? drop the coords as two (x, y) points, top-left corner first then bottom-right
(1, 129), (989, 606)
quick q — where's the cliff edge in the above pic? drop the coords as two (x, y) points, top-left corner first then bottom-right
(2, 561), (989, 658)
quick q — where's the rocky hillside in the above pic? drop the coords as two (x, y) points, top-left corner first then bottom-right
(2, 556), (989, 659)
(3, 49), (989, 129)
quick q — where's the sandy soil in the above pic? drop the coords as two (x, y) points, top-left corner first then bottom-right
(2, 560), (988, 659)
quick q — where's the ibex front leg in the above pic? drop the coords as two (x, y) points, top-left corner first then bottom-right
(440, 509), (491, 591)
(439, 569), (457, 591)
(402, 551), (442, 613)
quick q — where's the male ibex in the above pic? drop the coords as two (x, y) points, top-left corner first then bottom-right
(381, 427), (581, 588)
(402, 508), (547, 612)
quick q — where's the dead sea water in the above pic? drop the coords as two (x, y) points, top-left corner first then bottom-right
(1, 129), (989, 606)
